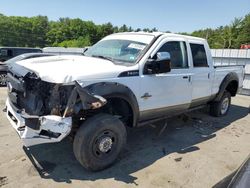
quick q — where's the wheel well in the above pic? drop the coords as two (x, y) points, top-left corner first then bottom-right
(102, 97), (134, 127)
(226, 80), (238, 96)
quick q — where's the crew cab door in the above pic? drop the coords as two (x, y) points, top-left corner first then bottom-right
(139, 38), (193, 120)
(189, 42), (213, 106)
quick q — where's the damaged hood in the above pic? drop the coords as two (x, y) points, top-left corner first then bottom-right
(8, 55), (138, 83)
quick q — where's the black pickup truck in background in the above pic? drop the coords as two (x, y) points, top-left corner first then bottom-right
(0, 47), (42, 62)
(0, 47), (43, 86)
(0, 52), (54, 86)
(0, 47), (88, 86)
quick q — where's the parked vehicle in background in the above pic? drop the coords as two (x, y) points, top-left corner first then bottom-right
(240, 44), (250, 49)
(5, 32), (244, 171)
(0, 53), (55, 86)
(0, 60), (8, 86)
(0, 47), (42, 62)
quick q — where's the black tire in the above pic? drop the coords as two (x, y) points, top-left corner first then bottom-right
(73, 113), (127, 171)
(0, 71), (7, 87)
(210, 91), (231, 117)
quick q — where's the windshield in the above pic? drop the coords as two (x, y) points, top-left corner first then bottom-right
(85, 39), (148, 64)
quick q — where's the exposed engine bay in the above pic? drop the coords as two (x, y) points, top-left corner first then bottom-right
(7, 72), (106, 117)
(6, 71), (107, 146)
(15, 76), (73, 116)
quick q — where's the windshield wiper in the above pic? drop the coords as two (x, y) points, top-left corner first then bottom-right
(91, 55), (115, 63)
(82, 47), (89, 56)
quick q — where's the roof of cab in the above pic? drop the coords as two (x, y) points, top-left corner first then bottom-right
(111, 32), (206, 42)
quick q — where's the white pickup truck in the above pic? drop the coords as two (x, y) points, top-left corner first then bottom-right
(5, 32), (244, 171)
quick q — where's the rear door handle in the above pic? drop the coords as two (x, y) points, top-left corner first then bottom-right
(183, 76), (189, 79)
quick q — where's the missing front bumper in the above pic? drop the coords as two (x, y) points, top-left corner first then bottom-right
(5, 98), (72, 147)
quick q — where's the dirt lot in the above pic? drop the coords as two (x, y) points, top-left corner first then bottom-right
(0, 87), (249, 188)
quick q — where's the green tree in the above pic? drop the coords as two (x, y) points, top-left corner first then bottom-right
(119, 24), (129, 32)
(1, 12), (249, 49)
(58, 36), (91, 47)
(237, 14), (250, 47)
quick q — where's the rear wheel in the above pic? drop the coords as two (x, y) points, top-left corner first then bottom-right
(0, 72), (7, 86)
(210, 91), (231, 117)
(73, 114), (127, 171)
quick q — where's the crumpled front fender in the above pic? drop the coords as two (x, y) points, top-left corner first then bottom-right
(63, 81), (107, 117)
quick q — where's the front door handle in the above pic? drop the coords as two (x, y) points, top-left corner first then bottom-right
(183, 75), (191, 82)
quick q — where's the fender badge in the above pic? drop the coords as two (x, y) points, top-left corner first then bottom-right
(141, 92), (152, 99)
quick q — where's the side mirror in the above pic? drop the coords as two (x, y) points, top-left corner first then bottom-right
(144, 52), (171, 74)
(156, 52), (171, 62)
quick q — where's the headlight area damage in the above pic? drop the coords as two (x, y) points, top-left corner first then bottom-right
(5, 72), (107, 147)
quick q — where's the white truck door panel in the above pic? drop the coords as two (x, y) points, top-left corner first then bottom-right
(140, 70), (192, 111)
(139, 39), (192, 117)
(189, 43), (213, 100)
(192, 67), (211, 99)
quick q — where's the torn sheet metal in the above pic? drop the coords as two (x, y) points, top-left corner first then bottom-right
(6, 97), (72, 147)
(63, 82), (107, 117)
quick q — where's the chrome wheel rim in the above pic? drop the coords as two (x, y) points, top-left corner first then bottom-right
(0, 73), (7, 86)
(221, 97), (229, 114)
(98, 137), (113, 153)
(93, 130), (117, 159)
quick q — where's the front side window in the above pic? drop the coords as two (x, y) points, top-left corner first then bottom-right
(190, 43), (208, 67)
(85, 39), (148, 64)
(156, 41), (188, 69)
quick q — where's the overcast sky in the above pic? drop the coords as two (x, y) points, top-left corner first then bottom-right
(0, 0), (249, 33)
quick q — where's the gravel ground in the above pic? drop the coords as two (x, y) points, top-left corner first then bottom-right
(0, 87), (249, 188)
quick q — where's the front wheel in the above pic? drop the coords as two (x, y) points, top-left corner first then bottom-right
(210, 91), (231, 117)
(73, 114), (127, 171)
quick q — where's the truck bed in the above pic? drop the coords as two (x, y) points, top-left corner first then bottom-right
(212, 65), (244, 95)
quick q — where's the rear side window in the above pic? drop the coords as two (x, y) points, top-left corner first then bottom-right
(190, 44), (208, 67)
(157, 41), (188, 69)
